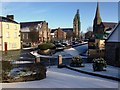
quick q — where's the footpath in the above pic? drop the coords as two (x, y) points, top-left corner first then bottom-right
(65, 63), (120, 82)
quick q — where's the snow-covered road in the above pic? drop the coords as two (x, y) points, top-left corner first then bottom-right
(2, 66), (118, 88)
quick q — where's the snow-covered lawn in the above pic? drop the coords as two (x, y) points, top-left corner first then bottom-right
(2, 66), (118, 88)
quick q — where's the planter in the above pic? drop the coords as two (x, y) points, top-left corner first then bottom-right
(93, 58), (107, 71)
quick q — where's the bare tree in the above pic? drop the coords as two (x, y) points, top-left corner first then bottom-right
(85, 27), (94, 39)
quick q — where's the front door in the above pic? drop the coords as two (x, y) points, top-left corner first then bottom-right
(4, 42), (7, 52)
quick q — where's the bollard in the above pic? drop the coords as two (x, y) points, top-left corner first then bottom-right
(58, 55), (64, 68)
(35, 57), (40, 63)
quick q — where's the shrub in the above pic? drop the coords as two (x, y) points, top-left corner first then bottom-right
(38, 43), (55, 50)
(3, 63), (47, 83)
(93, 58), (107, 71)
(70, 56), (83, 67)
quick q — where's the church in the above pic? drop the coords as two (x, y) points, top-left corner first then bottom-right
(93, 2), (117, 40)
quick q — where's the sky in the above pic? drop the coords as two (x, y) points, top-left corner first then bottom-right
(1, 2), (118, 33)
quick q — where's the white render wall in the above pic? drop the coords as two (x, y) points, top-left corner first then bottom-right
(107, 23), (120, 42)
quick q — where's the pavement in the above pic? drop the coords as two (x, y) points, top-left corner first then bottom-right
(30, 45), (120, 82)
(65, 63), (120, 82)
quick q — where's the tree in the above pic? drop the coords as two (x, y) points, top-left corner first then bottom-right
(29, 26), (39, 43)
(85, 27), (94, 39)
(87, 26), (93, 31)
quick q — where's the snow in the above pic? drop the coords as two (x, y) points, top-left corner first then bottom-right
(11, 61), (34, 64)
(30, 51), (52, 58)
(2, 66), (118, 88)
(107, 22), (120, 42)
(64, 48), (80, 56)
(53, 51), (73, 58)
(69, 63), (119, 79)
(30, 44), (88, 59)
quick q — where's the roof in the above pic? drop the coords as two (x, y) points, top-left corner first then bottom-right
(20, 21), (44, 28)
(106, 21), (120, 42)
(103, 22), (117, 29)
(0, 16), (19, 24)
(61, 28), (73, 33)
(51, 28), (73, 33)
(51, 29), (57, 33)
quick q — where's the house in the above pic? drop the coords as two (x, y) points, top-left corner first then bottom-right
(52, 27), (67, 41)
(51, 27), (73, 42)
(103, 22), (117, 39)
(105, 21), (120, 67)
(0, 15), (21, 51)
(20, 21), (51, 47)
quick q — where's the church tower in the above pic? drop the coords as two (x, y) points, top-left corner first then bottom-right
(93, 2), (104, 39)
(73, 9), (81, 38)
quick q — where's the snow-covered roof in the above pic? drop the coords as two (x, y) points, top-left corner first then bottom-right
(106, 21), (120, 42)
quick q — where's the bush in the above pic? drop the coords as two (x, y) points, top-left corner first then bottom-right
(3, 63), (47, 83)
(70, 56), (84, 67)
(2, 61), (14, 82)
(38, 43), (55, 50)
(93, 58), (107, 71)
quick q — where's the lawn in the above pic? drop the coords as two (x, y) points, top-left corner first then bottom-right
(2, 50), (22, 61)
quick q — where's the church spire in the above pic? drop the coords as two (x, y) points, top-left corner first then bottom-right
(94, 2), (102, 24)
(93, 2), (104, 39)
(77, 9), (79, 15)
(73, 9), (81, 38)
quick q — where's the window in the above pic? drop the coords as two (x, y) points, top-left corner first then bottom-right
(12, 43), (17, 48)
(6, 32), (10, 38)
(26, 33), (28, 39)
(6, 24), (9, 29)
(22, 34), (25, 39)
(15, 25), (17, 30)
(14, 32), (17, 38)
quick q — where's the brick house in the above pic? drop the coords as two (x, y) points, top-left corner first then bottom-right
(20, 21), (50, 47)
(51, 27), (73, 42)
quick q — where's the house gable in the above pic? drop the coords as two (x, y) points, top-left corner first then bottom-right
(107, 22), (120, 42)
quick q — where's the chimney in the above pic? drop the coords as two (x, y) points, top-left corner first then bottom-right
(6, 15), (14, 21)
